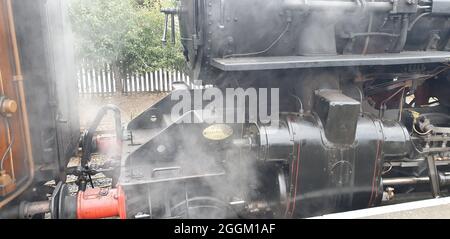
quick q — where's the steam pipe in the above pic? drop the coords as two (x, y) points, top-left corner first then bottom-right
(0, 73), (15, 180)
(81, 104), (122, 168)
(383, 174), (450, 186)
(171, 13), (176, 44)
(0, 201), (50, 219)
(0, 0), (35, 209)
(283, 0), (393, 12)
(162, 13), (168, 44)
(408, 12), (431, 31)
(383, 176), (430, 186)
(390, 14), (410, 53)
(20, 201), (50, 219)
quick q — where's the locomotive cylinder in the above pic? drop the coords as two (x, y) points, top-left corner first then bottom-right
(238, 109), (413, 217)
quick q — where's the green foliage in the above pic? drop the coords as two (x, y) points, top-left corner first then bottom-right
(69, 0), (186, 73)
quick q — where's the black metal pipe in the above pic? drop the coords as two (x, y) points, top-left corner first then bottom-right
(21, 201), (51, 219)
(383, 176), (430, 186)
(383, 173), (450, 186)
(171, 13), (176, 45)
(390, 14), (410, 53)
(81, 104), (122, 167)
(162, 13), (168, 44)
(283, 0), (393, 12)
(0, 201), (50, 219)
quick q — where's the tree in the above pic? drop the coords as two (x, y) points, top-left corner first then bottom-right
(69, 0), (185, 93)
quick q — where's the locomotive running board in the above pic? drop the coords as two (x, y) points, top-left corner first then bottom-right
(310, 197), (450, 219)
(212, 51), (450, 71)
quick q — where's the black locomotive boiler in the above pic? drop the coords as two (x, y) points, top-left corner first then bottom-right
(114, 0), (450, 218)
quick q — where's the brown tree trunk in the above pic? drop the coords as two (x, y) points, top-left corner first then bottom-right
(112, 63), (123, 94)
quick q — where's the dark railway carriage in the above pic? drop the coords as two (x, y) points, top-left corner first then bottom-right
(0, 0), (79, 215)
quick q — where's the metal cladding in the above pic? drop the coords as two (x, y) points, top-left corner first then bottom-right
(313, 90), (361, 145)
(176, 0), (450, 83)
(255, 112), (413, 216)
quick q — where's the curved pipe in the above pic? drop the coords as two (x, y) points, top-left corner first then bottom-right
(408, 12), (431, 32)
(0, 0), (35, 209)
(81, 104), (122, 167)
(0, 73), (15, 180)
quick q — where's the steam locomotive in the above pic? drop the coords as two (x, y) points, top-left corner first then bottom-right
(2, 0), (450, 219)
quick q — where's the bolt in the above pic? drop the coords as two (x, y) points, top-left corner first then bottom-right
(0, 98), (17, 114)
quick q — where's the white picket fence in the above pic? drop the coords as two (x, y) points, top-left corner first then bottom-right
(77, 63), (200, 95)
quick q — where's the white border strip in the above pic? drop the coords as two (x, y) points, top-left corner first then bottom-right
(310, 197), (450, 219)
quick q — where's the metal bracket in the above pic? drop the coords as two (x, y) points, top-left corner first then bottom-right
(426, 155), (441, 198)
(161, 8), (179, 45)
(193, 34), (203, 50)
(390, 0), (418, 14)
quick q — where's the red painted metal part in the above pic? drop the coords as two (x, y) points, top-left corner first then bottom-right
(95, 134), (121, 156)
(77, 186), (126, 219)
